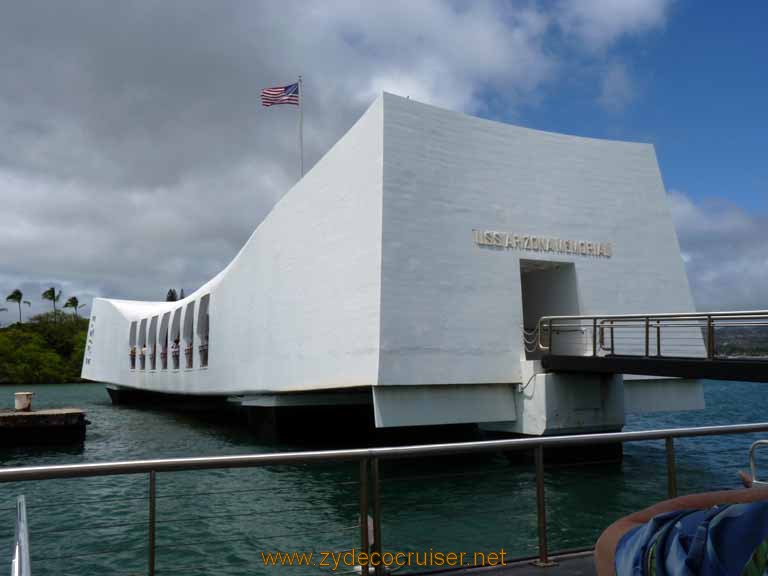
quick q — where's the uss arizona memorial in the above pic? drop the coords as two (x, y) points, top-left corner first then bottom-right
(82, 93), (703, 435)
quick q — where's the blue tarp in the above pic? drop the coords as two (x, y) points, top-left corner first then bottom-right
(615, 501), (768, 575)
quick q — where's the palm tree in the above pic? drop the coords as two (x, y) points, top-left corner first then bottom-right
(64, 296), (85, 317)
(6, 289), (31, 324)
(42, 286), (62, 315)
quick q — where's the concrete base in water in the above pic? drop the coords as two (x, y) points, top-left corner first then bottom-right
(106, 385), (230, 411)
(105, 385), (624, 462)
(503, 438), (624, 465)
(0, 408), (87, 445)
(106, 385), (478, 446)
(480, 426), (624, 465)
(243, 404), (483, 447)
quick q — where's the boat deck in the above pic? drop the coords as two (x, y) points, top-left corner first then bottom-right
(427, 551), (596, 576)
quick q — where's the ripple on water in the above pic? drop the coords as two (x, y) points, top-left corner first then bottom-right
(0, 381), (763, 575)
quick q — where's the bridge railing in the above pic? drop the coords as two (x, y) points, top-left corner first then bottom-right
(4, 422), (768, 574)
(537, 310), (768, 359)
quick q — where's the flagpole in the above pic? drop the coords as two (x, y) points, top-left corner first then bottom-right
(298, 75), (304, 178)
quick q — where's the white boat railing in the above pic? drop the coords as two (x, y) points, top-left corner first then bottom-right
(11, 495), (30, 576)
(749, 440), (768, 487)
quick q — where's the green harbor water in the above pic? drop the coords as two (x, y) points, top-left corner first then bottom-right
(0, 380), (765, 575)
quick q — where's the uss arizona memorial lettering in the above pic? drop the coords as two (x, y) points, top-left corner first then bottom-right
(473, 229), (612, 258)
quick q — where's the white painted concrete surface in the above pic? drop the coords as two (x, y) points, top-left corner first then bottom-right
(82, 93), (703, 432)
(378, 94), (698, 387)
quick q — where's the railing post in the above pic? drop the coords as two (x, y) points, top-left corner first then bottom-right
(533, 445), (555, 567)
(665, 437), (677, 498)
(656, 320), (661, 357)
(360, 459), (370, 576)
(149, 470), (156, 576)
(12, 495), (30, 576)
(610, 320), (615, 355)
(548, 319), (553, 354)
(371, 458), (383, 576)
(707, 316), (715, 359)
(592, 318), (597, 356)
(644, 317), (650, 357)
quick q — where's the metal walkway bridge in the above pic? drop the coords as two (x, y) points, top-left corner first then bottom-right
(536, 310), (768, 382)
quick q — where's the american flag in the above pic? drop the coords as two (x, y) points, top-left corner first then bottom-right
(261, 82), (300, 107)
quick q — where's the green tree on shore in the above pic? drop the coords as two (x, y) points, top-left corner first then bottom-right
(0, 312), (89, 384)
(64, 296), (85, 317)
(166, 288), (178, 302)
(42, 286), (62, 315)
(6, 289), (31, 324)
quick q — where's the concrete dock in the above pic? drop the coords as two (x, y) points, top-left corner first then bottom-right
(0, 408), (87, 445)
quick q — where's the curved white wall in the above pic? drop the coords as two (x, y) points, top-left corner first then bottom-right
(83, 96), (384, 395)
(83, 93), (695, 403)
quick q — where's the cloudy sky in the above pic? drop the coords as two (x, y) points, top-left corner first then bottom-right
(1, 0), (766, 322)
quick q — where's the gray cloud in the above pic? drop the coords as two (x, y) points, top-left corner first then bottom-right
(0, 0), (675, 322)
(670, 191), (768, 311)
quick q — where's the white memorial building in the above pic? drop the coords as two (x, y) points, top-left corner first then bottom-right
(82, 93), (702, 436)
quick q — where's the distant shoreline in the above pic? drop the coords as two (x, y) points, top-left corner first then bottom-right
(0, 312), (88, 385)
